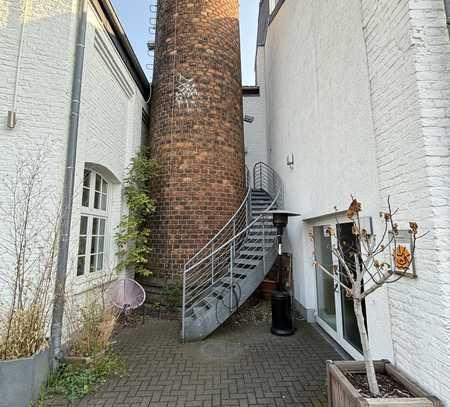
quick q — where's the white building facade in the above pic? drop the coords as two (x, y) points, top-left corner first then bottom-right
(0, 0), (149, 309)
(244, 0), (450, 403)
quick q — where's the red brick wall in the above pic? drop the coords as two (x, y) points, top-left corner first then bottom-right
(147, 0), (245, 278)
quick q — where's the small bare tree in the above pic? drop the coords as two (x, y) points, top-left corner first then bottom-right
(0, 149), (60, 360)
(314, 197), (424, 397)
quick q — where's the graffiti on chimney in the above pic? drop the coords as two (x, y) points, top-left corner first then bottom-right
(175, 73), (198, 109)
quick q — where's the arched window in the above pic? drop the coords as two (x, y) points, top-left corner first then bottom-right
(77, 168), (109, 276)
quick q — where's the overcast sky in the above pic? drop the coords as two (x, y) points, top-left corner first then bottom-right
(111, 0), (259, 85)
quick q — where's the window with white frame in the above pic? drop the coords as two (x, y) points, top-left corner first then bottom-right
(77, 168), (109, 276)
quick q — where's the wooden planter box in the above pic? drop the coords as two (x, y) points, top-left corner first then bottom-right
(327, 360), (441, 407)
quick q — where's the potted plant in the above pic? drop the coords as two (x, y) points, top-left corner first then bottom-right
(314, 197), (441, 406)
(0, 152), (58, 406)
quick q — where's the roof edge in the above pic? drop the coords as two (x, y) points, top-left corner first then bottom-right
(91, 0), (151, 100)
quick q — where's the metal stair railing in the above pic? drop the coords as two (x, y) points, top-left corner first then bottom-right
(181, 163), (283, 340)
(253, 161), (284, 208)
(184, 166), (251, 271)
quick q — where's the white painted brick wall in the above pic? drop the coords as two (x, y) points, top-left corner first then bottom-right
(361, 0), (450, 402)
(243, 48), (268, 183)
(67, 3), (148, 294)
(260, 0), (395, 360)
(255, 0), (450, 399)
(0, 0), (147, 311)
(243, 92), (267, 182)
(0, 0), (77, 314)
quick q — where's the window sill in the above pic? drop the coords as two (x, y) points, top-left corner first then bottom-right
(73, 271), (116, 296)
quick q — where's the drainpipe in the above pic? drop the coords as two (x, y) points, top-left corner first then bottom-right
(50, 0), (88, 370)
(7, 0), (31, 129)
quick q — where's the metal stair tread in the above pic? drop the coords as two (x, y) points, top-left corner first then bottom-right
(234, 258), (261, 266)
(239, 249), (264, 256)
(252, 224), (276, 230)
(243, 241), (274, 248)
(248, 229), (276, 235)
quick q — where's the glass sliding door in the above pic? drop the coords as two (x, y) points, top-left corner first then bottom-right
(337, 223), (366, 353)
(312, 221), (367, 359)
(313, 226), (337, 331)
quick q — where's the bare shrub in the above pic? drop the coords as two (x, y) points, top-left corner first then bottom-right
(65, 275), (118, 357)
(68, 305), (117, 358)
(314, 197), (424, 396)
(0, 148), (60, 360)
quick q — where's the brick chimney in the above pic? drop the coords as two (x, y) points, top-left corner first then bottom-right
(148, 0), (245, 278)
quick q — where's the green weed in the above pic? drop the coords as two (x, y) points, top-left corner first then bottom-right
(35, 352), (125, 405)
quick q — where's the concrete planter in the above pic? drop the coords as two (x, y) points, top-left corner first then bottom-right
(327, 360), (441, 407)
(0, 349), (50, 407)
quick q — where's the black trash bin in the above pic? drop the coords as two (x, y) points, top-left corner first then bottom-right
(271, 290), (294, 336)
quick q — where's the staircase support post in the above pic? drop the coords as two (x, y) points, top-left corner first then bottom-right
(245, 198), (248, 226)
(260, 165), (262, 190)
(182, 265), (186, 342)
(262, 219), (266, 275)
(230, 241), (235, 313)
(211, 244), (215, 284)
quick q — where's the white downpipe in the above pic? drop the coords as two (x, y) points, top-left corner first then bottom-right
(8, 0), (31, 129)
(50, 0), (88, 370)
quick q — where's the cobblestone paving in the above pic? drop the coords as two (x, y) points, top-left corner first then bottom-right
(50, 319), (342, 406)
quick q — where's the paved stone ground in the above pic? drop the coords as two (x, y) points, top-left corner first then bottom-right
(50, 319), (342, 406)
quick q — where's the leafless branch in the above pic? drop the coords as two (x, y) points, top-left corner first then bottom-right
(0, 148), (61, 360)
(313, 196), (423, 397)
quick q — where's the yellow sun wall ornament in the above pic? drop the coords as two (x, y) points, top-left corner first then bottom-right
(389, 230), (417, 279)
(394, 245), (412, 270)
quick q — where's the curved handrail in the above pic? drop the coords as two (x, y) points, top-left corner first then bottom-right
(253, 161), (284, 205)
(181, 162), (283, 340)
(185, 188), (251, 268)
(184, 190), (280, 274)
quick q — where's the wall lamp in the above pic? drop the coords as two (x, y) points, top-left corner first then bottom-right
(244, 115), (254, 123)
(286, 153), (294, 169)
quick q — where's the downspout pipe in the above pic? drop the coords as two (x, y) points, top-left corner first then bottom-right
(8, 0), (31, 129)
(50, 0), (88, 370)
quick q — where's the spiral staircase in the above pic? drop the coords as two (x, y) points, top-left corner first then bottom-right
(181, 162), (284, 341)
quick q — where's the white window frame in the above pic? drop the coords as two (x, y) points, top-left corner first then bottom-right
(309, 216), (364, 361)
(77, 168), (110, 277)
